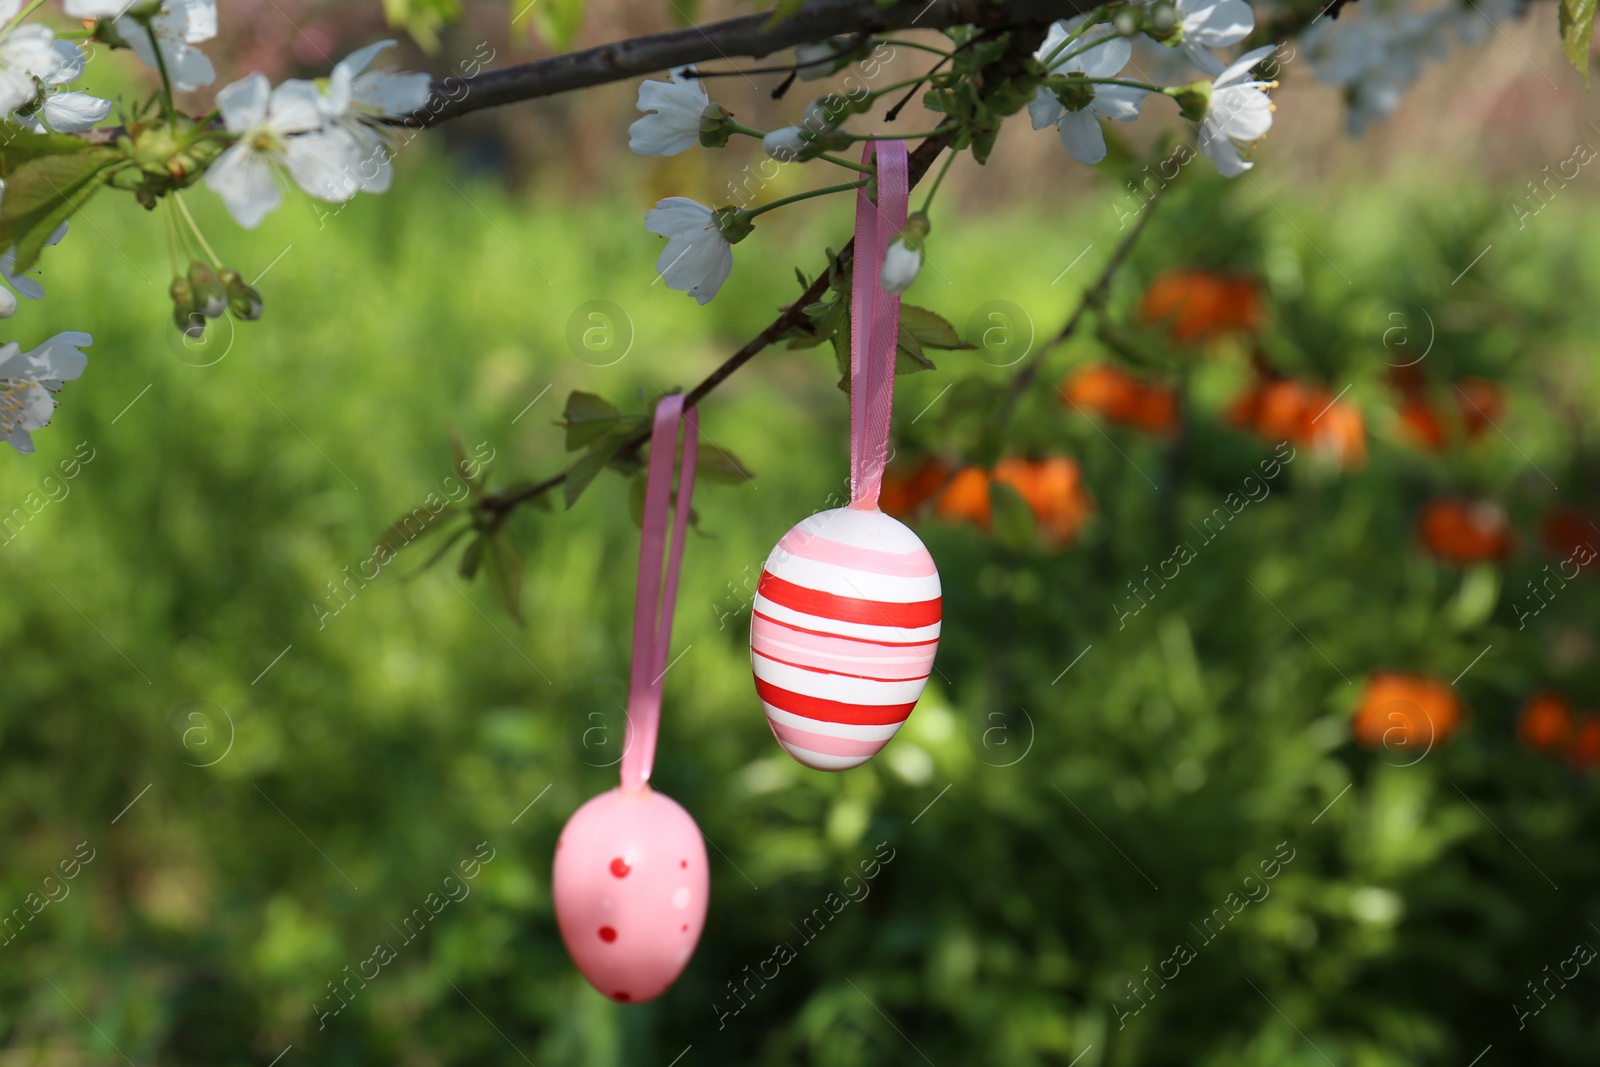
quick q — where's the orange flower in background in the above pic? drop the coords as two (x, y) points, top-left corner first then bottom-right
(1417, 498), (1514, 565)
(1228, 379), (1366, 469)
(1352, 673), (1463, 751)
(1454, 377), (1505, 439)
(1061, 364), (1180, 437)
(880, 456), (949, 520)
(1518, 692), (1574, 753)
(1397, 395), (1448, 451)
(1570, 715), (1600, 770)
(993, 456), (1096, 549)
(1140, 270), (1262, 344)
(1540, 508), (1600, 565)
(934, 466), (993, 530)
(1310, 396), (1367, 469)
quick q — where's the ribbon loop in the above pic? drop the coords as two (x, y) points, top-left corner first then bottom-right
(849, 139), (910, 510)
(620, 394), (699, 793)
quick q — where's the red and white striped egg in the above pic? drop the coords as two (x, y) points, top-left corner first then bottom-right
(749, 505), (941, 771)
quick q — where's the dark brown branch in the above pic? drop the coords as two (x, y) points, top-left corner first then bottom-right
(415, 0), (1089, 124)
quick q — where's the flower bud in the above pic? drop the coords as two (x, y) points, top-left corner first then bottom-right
(220, 268), (264, 321)
(187, 261), (227, 318)
(1113, 9), (1139, 36)
(880, 238), (923, 295)
(1148, 1), (1180, 37)
(169, 277), (205, 339)
(698, 102), (734, 148)
(763, 125), (810, 163)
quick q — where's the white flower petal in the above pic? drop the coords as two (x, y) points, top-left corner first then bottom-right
(1057, 109), (1108, 164)
(269, 79), (327, 135)
(26, 332), (90, 382)
(206, 143), (282, 228)
(644, 198), (732, 305)
(1028, 87), (1064, 130)
(0, 286), (16, 318)
(216, 73), (271, 134)
(1215, 44), (1277, 89)
(283, 128), (362, 202)
(40, 91), (113, 132)
(1198, 122), (1250, 176)
(1180, 0), (1254, 47)
(1090, 83), (1148, 122)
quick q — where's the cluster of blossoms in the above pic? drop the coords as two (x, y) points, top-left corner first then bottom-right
(1301, 0), (1519, 134)
(0, 0), (431, 453)
(628, 5), (1283, 306)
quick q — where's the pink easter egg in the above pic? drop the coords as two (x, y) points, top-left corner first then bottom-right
(552, 786), (709, 1003)
(750, 505), (942, 771)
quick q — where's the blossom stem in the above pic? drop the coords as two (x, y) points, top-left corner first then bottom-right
(875, 38), (955, 59)
(844, 131), (948, 141)
(815, 153), (877, 175)
(1035, 18), (1096, 71)
(6, 0), (51, 34)
(174, 194), (224, 269)
(739, 178), (869, 221)
(145, 24), (178, 122)
(918, 151), (956, 215)
(1053, 76), (1167, 93)
(161, 199), (183, 275)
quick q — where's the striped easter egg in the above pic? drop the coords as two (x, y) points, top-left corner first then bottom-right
(750, 506), (941, 771)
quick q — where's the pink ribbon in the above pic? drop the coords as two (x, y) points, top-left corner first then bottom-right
(620, 394), (699, 793)
(849, 139), (910, 510)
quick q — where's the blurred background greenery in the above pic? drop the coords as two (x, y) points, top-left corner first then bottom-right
(3, 3), (1600, 1066)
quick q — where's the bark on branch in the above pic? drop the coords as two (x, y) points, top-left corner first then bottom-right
(417, 0), (1090, 124)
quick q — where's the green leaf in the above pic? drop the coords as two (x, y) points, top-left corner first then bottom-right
(376, 504), (460, 558)
(484, 533), (525, 623)
(406, 521), (474, 579)
(458, 535), (485, 579)
(0, 149), (121, 271)
(896, 332), (936, 375)
(697, 444), (754, 485)
(901, 305), (976, 350)
(563, 430), (631, 509)
(561, 391), (638, 452)
(1561, 0), (1597, 86)
(0, 122), (107, 178)
(523, 0), (586, 49)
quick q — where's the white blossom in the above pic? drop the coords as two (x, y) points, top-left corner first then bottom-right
(644, 198), (733, 305)
(1301, 4), (1453, 134)
(0, 331), (90, 455)
(879, 238), (921, 295)
(65, 0), (217, 92)
(0, 9), (79, 118)
(315, 40), (432, 194)
(14, 41), (111, 132)
(628, 69), (711, 156)
(1198, 44), (1277, 177)
(1175, 0), (1255, 75)
(1029, 19), (1148, 165)
(206, 73), (360, 229)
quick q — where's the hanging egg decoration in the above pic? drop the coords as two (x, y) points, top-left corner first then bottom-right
(750, 505), (941, 771)
(552, 786), (709, 1003)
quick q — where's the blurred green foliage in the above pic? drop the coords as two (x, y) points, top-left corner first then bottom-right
(0, 150), (1598, 1067)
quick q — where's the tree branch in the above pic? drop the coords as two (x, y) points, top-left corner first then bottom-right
(476, 21), (1050, 522)
(415, 0), (1089, 124)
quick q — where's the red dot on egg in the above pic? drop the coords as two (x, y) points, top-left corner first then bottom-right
(599, 926), (617, 943)
(614, 991), (631, 1002)
(610, 857), (631, 878)
(680, 859), (687, 868)
(681, 923), (689, 932)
